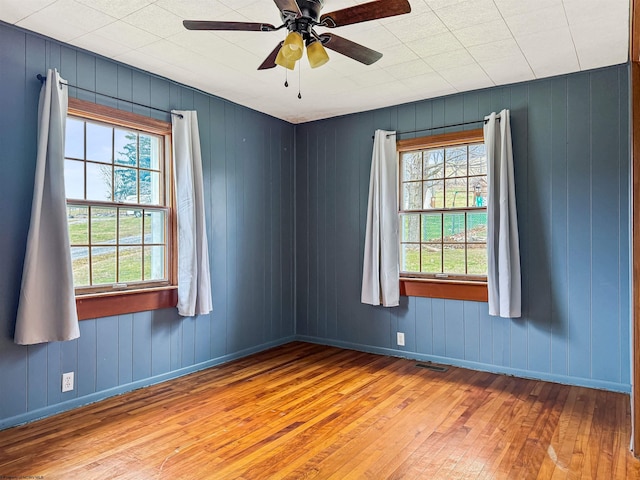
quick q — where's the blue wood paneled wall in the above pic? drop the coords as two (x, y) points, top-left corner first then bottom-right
(0, 23), (295, 429)
(295, 64), (631, 392)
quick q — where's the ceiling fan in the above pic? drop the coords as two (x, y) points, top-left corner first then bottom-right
(183, 0), (412, 71)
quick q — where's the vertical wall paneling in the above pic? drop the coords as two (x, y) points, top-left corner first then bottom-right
(566, 73), (593, 380)
(296, 65), (631, 392)
(96, 316), (119, 391)
(550, 77), (570, 376)
(0, 22), (294, 430)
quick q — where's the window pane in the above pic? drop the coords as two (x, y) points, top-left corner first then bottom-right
(469, 176), (487, 207)
(114, 129), (137, 166)
(114, 167), (138, 203)
(68, 206), (88, 245)
(421, 213), (442, 242)
(92, 246), (116, 284)
(421, 244), (442, 273)
(140, 134), (161, 170)
(423, 149), (444, 181)
(119, 246), (142, 282)
(424, 180), (444, 209)
(140, 170), (161, 205)
(401, 244), (420, 272)
(467, 244), (487, 275)
(91, 207), (117, 244)
(119, 210), (142, 244)
(65, 118), (84, 159)
(145, 246), (165, 280)
(86, 162), (112, 202)
(467, 212), (487, 243)
(469, 144), (487, 176)
(70, 247), (89, 287)
(445, 177), (467, 208)
(402, 182), (422, 210)
(65, 159), (85, 200)
(443, 213), (465, 242)
(86, 122), (112, 163)
(401, 214), (420, 242)
(144, 210), (166, 244)
(402, 152), (422, 181)
(443, 244), (466, 274)
(445, 146), (467, 178)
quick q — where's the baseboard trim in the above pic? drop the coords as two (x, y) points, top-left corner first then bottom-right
(295, 335), (631, 394)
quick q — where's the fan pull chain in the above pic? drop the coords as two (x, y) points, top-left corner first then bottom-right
(284, 68), (288, 88)
(298, 64), (302, 99)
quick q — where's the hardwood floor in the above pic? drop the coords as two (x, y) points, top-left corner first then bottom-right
(0, 342), (638, 479)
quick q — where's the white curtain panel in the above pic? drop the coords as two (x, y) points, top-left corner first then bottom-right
(361, 130), (399, 307)
(171, 110), (213, 317)
(484, 110), (521, 318)
(15, 69), (80, 344)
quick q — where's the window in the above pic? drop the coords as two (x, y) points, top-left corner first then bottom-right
(65, 98), (177, 319)
(397, 129), (488, 301)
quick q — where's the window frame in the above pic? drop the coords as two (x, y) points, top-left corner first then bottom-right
(397, 129), (488, 302)
(67, 98), (177, 319)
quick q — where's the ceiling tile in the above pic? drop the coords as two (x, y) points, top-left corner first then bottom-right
(17, 0), (114, 42)
(439, 62), (493, 92)
(467, 38), (523, 63)
(0, 0), (56, 23)
(76, 0), (151, 19)
(504, 4), (568, 37)
(383, 11), (448, 42)
(424, 49), (476, 71)
(122, 4), (184, 38)
(433, 0), (502, 31)
(154, 0), (232, 20)
(479, 53), (534, 86)
(452, 18), (512, 48)
(516, 26), (580, 78)
(405, 31), (464, 58)
(92, 21), (160, 50)
(492, 0), (563, 18)
(375, 44), (420, 68)
(570, 16), (629, 70)
(384, 59), (434, 80)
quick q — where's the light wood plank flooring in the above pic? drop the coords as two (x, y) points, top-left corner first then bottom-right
(0, 342), (638, 479)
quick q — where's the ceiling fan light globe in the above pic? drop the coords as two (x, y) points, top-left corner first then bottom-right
(275, 47), (297, 70)
(307, 40), (329, 68)
(281, 31), (304, 61)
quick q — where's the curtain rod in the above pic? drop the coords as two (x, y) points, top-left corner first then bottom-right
(37, 74), (182, 119)
(382, 117), (501, 139)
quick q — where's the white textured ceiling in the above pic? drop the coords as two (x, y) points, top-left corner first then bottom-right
(0, 0), (631, 123)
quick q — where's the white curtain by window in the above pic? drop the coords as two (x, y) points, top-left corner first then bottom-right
(15, 69), (80, 345)
(484, 109), (521, 318)
(361, 130), (399, 307)
(171, 110), (213, 317)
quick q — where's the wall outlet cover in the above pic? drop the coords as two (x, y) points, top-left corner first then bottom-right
(62, 372), (74, 392)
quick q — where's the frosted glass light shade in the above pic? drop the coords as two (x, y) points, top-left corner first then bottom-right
(281, 31), (304, 61)
(307, 40), (329, 68)
(275, 47), (296, 70)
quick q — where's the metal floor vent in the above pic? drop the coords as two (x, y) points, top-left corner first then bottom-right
(415, 363), (448, 372)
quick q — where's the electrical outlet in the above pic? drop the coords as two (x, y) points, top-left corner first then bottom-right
(397, 332), (405, 346)
(62, 372), (74, 392)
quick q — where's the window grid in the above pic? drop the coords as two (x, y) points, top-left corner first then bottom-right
(65, 115), (169, 292)
(399, 141), (487, 279)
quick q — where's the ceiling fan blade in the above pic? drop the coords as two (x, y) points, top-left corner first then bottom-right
(320, 0), (411, 28)
(320, 33), (382, 65)
(273, 0), (301, 16)
(183, 20), (276, 32)
(258, 42), (284, 70)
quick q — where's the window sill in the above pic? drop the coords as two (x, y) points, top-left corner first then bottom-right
(400, 278), (488, 302)
(75, 286), (178, 320)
